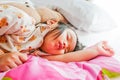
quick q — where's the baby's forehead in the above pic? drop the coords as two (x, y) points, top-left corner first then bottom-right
(49, 27), (75, 35)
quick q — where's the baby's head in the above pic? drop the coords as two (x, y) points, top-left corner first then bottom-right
(40, 22), (85, 55)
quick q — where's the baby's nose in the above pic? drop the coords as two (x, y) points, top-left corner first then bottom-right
(63, 41), (68, 48)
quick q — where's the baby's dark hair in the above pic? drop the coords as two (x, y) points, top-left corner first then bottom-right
(45, 22), (85, 51)
(74, 39), (85, 51)
(63, 23), (85, 51)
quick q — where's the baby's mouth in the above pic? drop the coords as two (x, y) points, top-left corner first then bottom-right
(56, 42), (65, 50)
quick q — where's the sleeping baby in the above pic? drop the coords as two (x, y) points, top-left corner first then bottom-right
(0, 2), (67, 54)
(0, 1), (114, 72)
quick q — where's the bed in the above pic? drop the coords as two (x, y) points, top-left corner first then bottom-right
(0, 0), (120, 80)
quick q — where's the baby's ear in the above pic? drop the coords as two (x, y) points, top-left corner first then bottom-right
(46, 19), (58, 25)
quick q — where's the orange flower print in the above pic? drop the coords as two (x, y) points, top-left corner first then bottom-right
(19, 36), (25, 42)
(2, 5), (9, 9)
(16, 12), (23, 19)
(15, 45), (22, 51)
(21, 26), (27, 32)
(40, 26), (47, 33)
(0, 35), (7, 43)
(29, 35), (36, 41)
(0, 17), (8, 28)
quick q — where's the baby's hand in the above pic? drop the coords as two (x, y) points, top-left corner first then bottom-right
(0, 52), (28, 72)
(31, 50), (40, 56)
(91, 41), (114, 57)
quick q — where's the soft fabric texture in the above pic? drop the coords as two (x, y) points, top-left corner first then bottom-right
(0, 55), (120, 80)
(0, 0), (33, 6)
(0, 0), (41, 24)
(31, 0), (117, 32)
(0, 0), (120, 80)
(0, 4), (53, 54)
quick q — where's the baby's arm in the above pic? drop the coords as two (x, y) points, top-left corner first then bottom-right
(36, 7), (68, 23)
(41, 41), (114, 62)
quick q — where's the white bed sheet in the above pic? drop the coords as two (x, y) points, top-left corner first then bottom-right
(77, 27), (120, 61)
(86, 1), (120, 78)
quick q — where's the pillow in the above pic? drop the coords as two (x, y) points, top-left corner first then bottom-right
(31, 0), (117, 32)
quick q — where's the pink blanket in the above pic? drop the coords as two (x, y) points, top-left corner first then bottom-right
(0, 56), (120, 80)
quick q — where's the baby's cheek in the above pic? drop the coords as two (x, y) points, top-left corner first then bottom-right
(43, 43), (53, 51)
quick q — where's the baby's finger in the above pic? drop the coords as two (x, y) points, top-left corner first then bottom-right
(31, 50), (40, 56)
(18, 53), (28, 62)
(102, 41), (114, 53)
(8, 62), (18, 69)
(100, 41), (114, 56)
(15, 57), (23, 65)
(0, 66), (10, 72)
(106, 48), (114, 56)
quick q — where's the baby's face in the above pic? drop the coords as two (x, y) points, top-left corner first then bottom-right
(40, 28), (77, 55)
